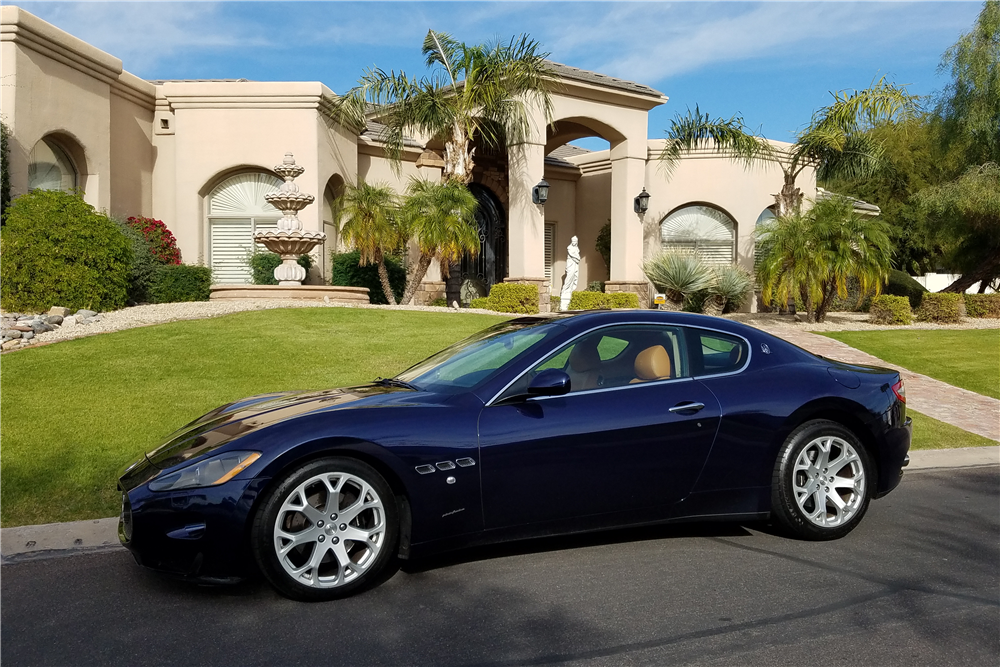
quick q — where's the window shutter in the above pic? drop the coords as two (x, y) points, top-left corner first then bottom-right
(660, 206), (736, 266)
(210, 219), (254, 284)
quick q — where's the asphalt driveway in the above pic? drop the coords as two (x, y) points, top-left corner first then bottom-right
(2, 467), (997, 667)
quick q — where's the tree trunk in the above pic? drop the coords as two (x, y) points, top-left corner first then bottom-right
(376, 257), (397, 305)
(799, 283), (813, 321)
(444, 122), (475, 185)
(942, 255), (1000, 293)
(773, 170), (803, 217)
(400, 253), (434, 305)
(815, 283), (837, 323)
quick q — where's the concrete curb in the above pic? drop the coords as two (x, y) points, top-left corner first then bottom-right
(2, 447), (996, 563)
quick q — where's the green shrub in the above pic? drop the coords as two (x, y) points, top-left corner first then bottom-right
(884, 269), (927, 310)
(112, 217), (158, 304)
(469, 297), (489, 309)
(429, 297), (448, 307)
(595, 222), (611, 276)
(149, 264), (211, 303)
(249, 251), (313, 285)
(711, 265), (753, 313)
(567, 291), (640, 310)
(587, 281), (605, 292)
(330, 250), (405, 305)
(568, 291), (610, 310)
(869, 295), (912, 325)
(964, 294), (1000, 318)
(609, 292), (640, 308)
(642, 252), (714, 306)
(125, 216), (181, 265)
(916, 292), (964, 323)
(485, 283), (538, 314)
(0, 190), (131, 312)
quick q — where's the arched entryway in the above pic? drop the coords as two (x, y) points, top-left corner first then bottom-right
(458, 183), (507, 303)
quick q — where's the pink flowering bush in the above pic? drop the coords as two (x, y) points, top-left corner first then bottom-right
(125, 216), (181, 265)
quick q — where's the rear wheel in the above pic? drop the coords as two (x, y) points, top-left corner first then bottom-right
(252, 457), (398, 600)
(771, 420), (873, 540)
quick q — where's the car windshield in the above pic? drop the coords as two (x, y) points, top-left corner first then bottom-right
(395, 319), (566, 394)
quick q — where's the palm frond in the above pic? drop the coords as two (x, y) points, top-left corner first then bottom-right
(423, 30), (461, 85)
(659, 106), (774, 176)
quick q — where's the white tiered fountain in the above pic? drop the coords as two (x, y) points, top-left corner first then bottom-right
(256, 153), (325, 285)
(208, 153), (370, 303)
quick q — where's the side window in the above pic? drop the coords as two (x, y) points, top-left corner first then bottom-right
(690, 330), (748, 376)
(497, 325), (690, 401)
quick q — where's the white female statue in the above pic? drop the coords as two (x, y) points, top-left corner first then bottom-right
(560, 236), (581, 310)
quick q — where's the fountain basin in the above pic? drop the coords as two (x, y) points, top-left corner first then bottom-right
(209, 284), (370, 302)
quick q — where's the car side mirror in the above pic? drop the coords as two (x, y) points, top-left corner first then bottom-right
(527, 369), (571, 397)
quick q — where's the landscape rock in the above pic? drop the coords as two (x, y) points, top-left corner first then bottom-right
(22, 331), (34, 340)
(45, 315), (64, 325)
(3, 330), (22, 339)
(11, 326), (32, 333)
(75, 310), (98, 319)
(2, 340), (20, 351)
(48, 306), (73, 317)
(61, 316), (78, 327)
(29, 321), (53, 333)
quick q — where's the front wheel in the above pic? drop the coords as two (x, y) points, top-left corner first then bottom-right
(771, 420), (874, 540)
(251, 457), (399, 601)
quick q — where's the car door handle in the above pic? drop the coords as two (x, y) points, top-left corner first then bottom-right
(669, 402), (705, 413)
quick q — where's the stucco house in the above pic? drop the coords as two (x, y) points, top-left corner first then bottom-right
(1, 6), (815, 311)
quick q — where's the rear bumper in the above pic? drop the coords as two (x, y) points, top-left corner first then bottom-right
(874, 416), (912, 499)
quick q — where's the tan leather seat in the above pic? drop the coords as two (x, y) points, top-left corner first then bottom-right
(631, 345), (672, 383)
(568, 339), (602, 390)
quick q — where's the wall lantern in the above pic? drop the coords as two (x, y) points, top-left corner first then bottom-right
(634, 187), (651, 214)
(532, 179), (550, 205)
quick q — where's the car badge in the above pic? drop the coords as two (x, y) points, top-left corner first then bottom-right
(761, 343), (771, 354)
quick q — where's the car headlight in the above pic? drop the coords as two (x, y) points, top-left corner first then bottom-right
(148, 451), (261, 492)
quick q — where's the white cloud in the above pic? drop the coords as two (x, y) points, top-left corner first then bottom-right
(18, 2), (272, 74)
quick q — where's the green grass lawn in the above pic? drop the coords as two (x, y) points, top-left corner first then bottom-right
(908, 409), (998, 450)
(821, 329), (1000, 399)
(0, 308), (507, 527)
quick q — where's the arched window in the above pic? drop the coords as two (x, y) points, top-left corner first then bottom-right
(754, 207), (776, 269)
(207, 172), (282, 284)
(660, 205), (736, 265)
(28, 137), (78, 192)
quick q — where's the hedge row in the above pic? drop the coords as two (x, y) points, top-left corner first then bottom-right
(964, 294), (1000, 318)
(916, 292), (964, 323)
(869, 295), (912, 325)
(567, 291), (640, 310)
(330, 250), (405, 305)
(479, 283), (539, 314)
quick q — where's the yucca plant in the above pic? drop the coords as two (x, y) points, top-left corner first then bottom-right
(709, 264), (754, 314)
(642, 252), (715, 310)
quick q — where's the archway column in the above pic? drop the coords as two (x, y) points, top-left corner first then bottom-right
(506, 139), (550, 311)
(607, 141), (649, 305)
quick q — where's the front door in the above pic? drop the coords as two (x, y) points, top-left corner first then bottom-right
(459, 184), (507, 302)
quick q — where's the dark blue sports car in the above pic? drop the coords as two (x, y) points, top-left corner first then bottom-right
(118, 310), (911, 600)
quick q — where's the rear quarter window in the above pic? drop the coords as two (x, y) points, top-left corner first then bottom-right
(689, 330), (749, 376)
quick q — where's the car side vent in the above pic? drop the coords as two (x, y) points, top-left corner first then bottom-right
(455, 457), (476, 467)
(435, 461), (456, 471)
(415, 464), (436, 475)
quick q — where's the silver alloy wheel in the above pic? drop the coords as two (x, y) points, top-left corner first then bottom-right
(792, 435), (866, 528)
(273, 471), (386, 588)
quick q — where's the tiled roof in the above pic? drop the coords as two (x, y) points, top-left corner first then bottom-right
(548, 144), (592, 159)
(361, 120), (423, 148)
(817, 187), (881, 215)
(545, 61), (665, 99)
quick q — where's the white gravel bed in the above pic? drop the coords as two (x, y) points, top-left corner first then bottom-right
(21, 300), (507, 347)
(6, 302), (997, 350)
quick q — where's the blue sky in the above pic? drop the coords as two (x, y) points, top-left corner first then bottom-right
(17, 1), (985, 148)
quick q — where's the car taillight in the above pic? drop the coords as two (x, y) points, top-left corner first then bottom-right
(891, 379), (906, 403)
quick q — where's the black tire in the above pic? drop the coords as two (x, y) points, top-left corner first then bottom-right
(252, 457), (399, 601)
(771, 419), (874, 541)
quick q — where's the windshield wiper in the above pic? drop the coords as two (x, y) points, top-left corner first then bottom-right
(373, 377), (418, 391)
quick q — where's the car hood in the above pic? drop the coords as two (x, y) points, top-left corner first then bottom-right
(144, 384), (413, 470)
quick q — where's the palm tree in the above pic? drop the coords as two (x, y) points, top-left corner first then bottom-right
(338, 181), (403, 305)
(660, 79), (917, 216)
(398, 178), (480, 305)
(756, 196), (893, 322)
(327, 30), (554, 184)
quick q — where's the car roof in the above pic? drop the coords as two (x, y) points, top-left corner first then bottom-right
(531, 310), (763, 337)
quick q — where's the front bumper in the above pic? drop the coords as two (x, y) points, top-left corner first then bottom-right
(119, 458), (269, 581)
